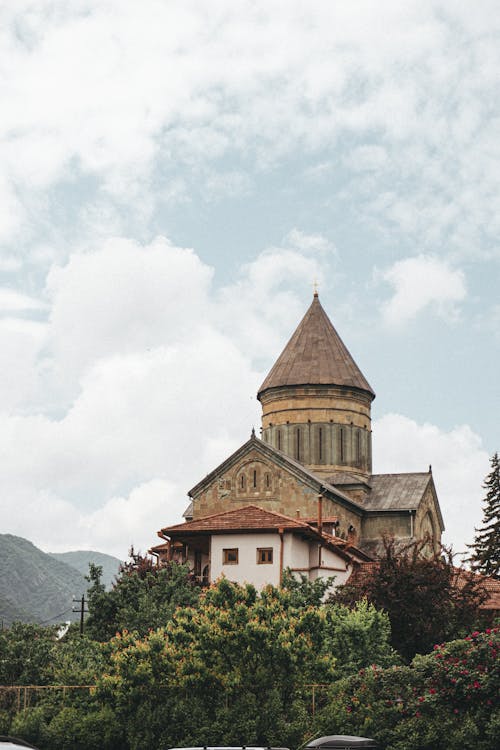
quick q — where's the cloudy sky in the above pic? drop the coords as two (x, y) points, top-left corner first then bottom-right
(1, 1), (498, 560)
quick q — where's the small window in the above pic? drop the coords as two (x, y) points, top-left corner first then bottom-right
(265, 472), (271, 488)
(295, 428), (301, 460)
(253, 469), (257, 488)
(223, 548), (238, 565)
(239, 474), (246, 489)
(257, 548), (273, 564)
(319, 427), (323, 462)
(277, 430), (281, 450)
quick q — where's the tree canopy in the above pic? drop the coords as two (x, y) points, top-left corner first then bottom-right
(331, 537), (487, 660)
(468, 451), (500, 579)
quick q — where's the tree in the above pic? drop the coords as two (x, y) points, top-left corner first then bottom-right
(331, 537), (488, 661)
(468, 452), (500, 578)
(84, 553), (201, 640)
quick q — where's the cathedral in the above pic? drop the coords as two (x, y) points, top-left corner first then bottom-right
(152, 292), (444, 588)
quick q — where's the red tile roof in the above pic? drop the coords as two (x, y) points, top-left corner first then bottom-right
(159, 505), (373, 564)
(160, 504), (314, 535)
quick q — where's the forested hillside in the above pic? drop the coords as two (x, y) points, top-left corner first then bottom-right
(49, 549), (121, 589)
(0, 534), (120, 625)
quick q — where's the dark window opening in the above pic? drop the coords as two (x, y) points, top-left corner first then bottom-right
(223, 548), (238, 565)
(253, 469), (257, 488)
(296, 428), (300, 460)
(257, 548), (273, 564)
(319, 427), (323, 462)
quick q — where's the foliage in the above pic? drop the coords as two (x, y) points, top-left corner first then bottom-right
(332, 537), (487, 660)
(324, 599), (400, 677)
(84, 554), (200, 640)
(468, 451), (500, 578)
(281, 568), (333, 606)
(97, 577), (337, 749)
(315, 626), (500, 750)
(0, 623), (57, 685)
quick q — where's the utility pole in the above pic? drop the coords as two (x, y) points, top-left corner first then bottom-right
(72, 595), (88, 636)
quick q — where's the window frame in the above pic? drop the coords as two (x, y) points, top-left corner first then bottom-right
(257, 547), (273, 564)
(222, 548), (239, 565)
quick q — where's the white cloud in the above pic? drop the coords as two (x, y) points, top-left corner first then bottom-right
(0, 288), (46, 312)
(2, 233), (336, 556)
(378, 254), (467, 326)
(284, 228), (335, 256)
(45, 236), (214, 386)
(0, 318), (47, 410)
(1, 2), (500, 264)
(373, 413), (490, 556)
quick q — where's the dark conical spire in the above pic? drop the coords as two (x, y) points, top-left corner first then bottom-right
(258, 294), (375, 399)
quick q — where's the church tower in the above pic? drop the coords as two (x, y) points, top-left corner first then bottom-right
(258, 292), (375, 480)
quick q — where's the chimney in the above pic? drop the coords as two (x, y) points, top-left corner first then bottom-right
(296, 509), (301, 518)
(317, 494), (323, 535)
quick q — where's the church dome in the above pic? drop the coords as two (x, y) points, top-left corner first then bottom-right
(258, 293), (375, 479)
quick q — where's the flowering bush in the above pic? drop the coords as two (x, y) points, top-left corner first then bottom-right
(315, 627), (500, 750)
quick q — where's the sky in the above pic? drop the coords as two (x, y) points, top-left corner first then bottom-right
(1, 0), (498, 560)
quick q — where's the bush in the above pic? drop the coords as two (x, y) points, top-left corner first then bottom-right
(315, 627), (500, 750)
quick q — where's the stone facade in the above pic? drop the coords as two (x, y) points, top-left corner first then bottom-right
(161, 293), (445, 567)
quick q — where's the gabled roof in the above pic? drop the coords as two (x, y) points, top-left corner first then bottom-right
(187, 433), (361, 513)
(161, 504), (315, 535)
(159, 504), (372, 563)
(364, 473), (445, 532)
(258, 293), (375, 399)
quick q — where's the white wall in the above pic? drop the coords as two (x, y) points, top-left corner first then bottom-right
(283, 533), (309, 569)
(210, 532), (281, 587)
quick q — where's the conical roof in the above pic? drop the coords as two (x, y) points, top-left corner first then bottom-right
(258, 293), (375, 399)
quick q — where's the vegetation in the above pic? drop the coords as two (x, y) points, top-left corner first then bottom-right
(331, 537), (488, 660)
(0, 555), (496, 750)
(315, 627), (500, 750)
(0, 534), (121, 626)
(468, 452), (500, 578)
(84, 552), (201, 640)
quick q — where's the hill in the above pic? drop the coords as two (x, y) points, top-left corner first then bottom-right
(49, 550), (122, 589)
(0, 534), (121, 626)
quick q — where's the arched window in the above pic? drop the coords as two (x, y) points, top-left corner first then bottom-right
(319, 427), (323, 463)
(277, 430), (281, 450)
(340, 427), (345, 462)
(356, 429), (361, 464)
(253, 469), (257, 488)
(239, 473), (246, 490)
(265, 472), (271, 488)
(295, 428), (301, 460)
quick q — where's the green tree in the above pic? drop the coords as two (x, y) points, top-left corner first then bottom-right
(324, 599), (400, 677)
(332, 537), (487, 661)
(0, 623), (57, 685)
(85, 554), (200, 640)
(97, 578), (338, 749)
(468, 452), (500, 578)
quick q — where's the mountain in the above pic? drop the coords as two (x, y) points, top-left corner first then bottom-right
(49, 550), (122, 589)
(0, 534), (121, 627)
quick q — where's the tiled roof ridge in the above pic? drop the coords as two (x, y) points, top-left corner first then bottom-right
(258, 294), (375, 398)
(161, 504), (312, 534)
